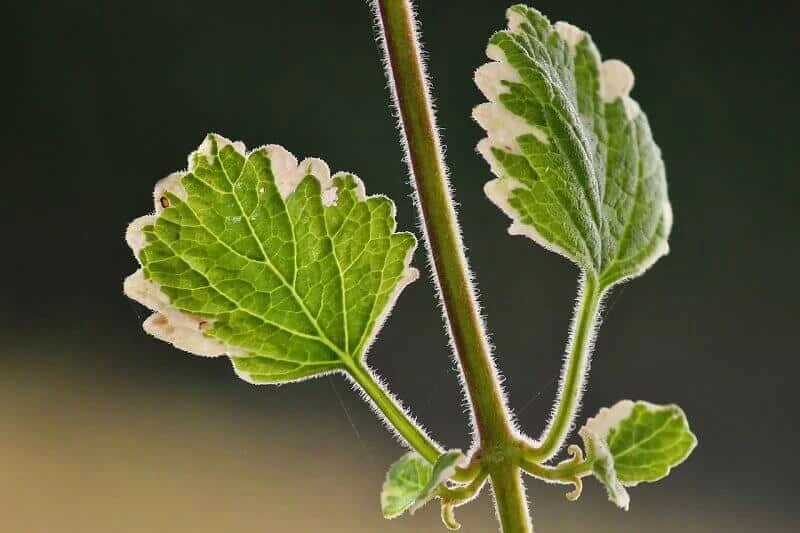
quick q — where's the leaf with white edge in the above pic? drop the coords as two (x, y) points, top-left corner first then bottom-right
(409, 449), (467, 514)
(381, 450), (467, 521)
(381, 452), (432, 519)
(579, 425), (630, 510)
(474, 5), (672, 289)
(580, 400), (697, 510)
(124, 134), (418, 384)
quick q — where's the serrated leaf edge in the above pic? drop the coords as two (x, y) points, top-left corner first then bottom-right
(473, 6), (672, 277)
(580, 400), (698, 510)
(586, 400), (697, 487)
(124, 134), (419, 380)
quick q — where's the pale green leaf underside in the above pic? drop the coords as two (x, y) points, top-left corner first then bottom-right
(409, 450), (466, 514)
(475, 5), (672, 288)
(382, 452), (433, 519)
(580, 426), (630, 510)
(381, 450), (466, 520)
(580, 400), (697, 509)
(124, 134), (418, 384)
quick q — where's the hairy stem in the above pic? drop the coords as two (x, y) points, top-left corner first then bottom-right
(527, 273), (604, 462)
(348, 362), (442, 464)
(439, 470), (489, 505)
(373, 1), (529, 531)
(520, 456), (593, 483)
(490, 468), (531, 533)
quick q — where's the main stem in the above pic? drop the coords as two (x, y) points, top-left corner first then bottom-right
(528, 273), (603, 462)
(374, 1), (530, 531)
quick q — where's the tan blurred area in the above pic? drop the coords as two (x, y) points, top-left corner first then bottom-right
(0, 340), (792, 533)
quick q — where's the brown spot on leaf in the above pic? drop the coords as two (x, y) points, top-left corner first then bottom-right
(159, 196), (170, 208)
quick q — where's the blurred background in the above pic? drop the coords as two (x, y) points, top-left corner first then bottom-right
(5, 0), (799, 531)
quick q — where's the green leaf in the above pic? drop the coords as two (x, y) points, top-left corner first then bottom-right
(124, 134), (418, 384)
(579, 424), (630, 510)
(579, 400), (697, 510)
(474, 5), (672, 289)
(409, 450), (467, 513)
(381, 450), (466, 520)
(381, 452), (432, 519)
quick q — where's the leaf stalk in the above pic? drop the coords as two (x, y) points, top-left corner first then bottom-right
(348, 362), (443, 464)
(527, 273), (605, 463)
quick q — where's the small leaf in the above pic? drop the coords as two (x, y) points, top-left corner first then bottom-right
(382, 452), (432, 519)
(409, 450), (467, 513)
(124, 134), (418, 384)
(474, 5), (672, 289)
(580, 400), (697, 510)
(381, 450), (466, 521)
(579, 426), (630, 510)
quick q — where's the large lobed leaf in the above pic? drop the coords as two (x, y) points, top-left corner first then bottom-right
(474, 4), (672, 288)
(124, 134), (418, 383)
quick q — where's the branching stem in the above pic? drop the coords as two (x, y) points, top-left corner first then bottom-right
(373, 0), (530, 531)
(438, 469), (489, 505)
(520, 454), (593, 483)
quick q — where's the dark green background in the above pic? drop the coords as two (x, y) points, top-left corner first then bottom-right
(5, 1), (798, 531)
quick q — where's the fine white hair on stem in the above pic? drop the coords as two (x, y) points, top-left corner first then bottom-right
(537, 273), (607, 459)
(343, 366), (438, 456)
(370, 0), (525, 453)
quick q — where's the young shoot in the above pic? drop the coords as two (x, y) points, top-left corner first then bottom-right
(123, 3), (696, 532)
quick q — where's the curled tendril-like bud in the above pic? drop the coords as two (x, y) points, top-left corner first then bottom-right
(565, 444), (585, 465)
(565, 476), (583, 501)
(558, 445), (586, 501)
(441, 501), (461, 530)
